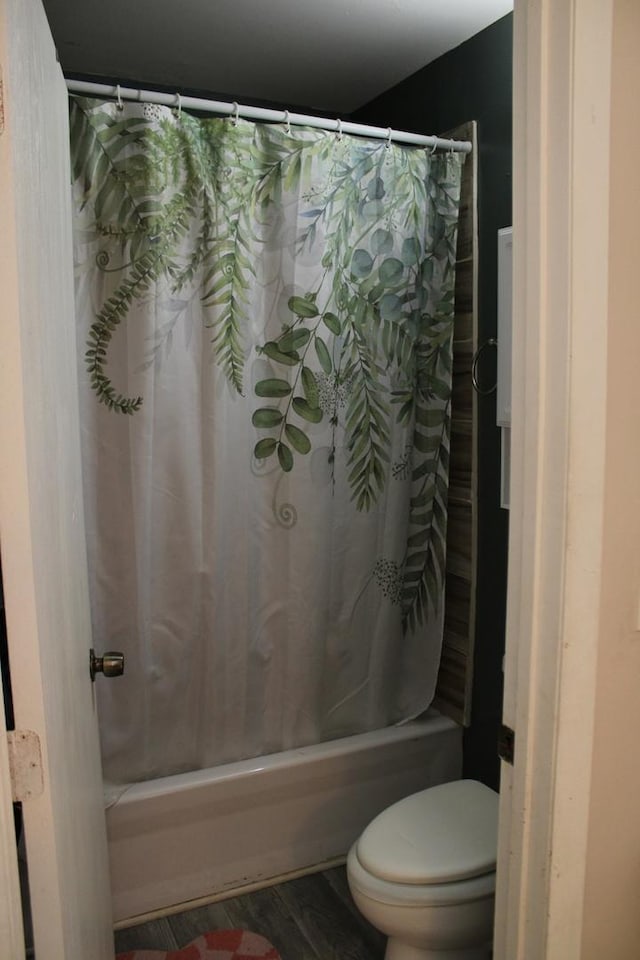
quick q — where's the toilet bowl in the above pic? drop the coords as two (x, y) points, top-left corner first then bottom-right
(347, 779), (499, 960)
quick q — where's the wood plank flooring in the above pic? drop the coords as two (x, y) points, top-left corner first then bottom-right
(114, 866), (386, 959)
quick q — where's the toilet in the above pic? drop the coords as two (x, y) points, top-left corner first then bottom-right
(347, 779), (499, 960)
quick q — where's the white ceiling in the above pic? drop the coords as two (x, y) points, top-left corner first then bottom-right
(42, 0), (512, 114)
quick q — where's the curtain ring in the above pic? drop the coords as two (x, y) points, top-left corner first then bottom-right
(231, 101), (240, 126)
(471, 338), (498, 395)
(429, 138), (438, 156)
(174, 93), (182, 120)
(385, 127), (392, 149)
(115, 84), (124, 111)
(283, 110), (291, 135)
(336, 118), (343, 142)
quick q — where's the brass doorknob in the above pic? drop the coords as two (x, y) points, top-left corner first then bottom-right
(90, 648), (125, 681)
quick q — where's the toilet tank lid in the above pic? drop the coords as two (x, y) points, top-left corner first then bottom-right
(355, 779), (499, 885)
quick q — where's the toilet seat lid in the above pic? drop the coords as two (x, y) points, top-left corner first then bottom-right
(356, 779), (499, 885)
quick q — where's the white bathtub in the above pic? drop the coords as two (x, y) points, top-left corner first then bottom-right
(107, 710), (461, 925)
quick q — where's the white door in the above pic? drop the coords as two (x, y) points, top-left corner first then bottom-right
(0, 0), (114, 957)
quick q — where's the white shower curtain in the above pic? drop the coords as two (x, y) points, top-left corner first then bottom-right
(71, 98), (463, 784)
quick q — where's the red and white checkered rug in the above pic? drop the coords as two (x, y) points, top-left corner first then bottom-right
(117, 929), (281, 960)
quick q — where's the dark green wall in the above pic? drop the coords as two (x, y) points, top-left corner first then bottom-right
(354, 15), (513, 790)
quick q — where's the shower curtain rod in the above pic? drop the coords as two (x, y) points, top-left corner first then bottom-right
(65, 79), (473, 154)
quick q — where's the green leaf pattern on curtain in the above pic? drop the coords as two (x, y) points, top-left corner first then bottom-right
(71, 98), (462, 634)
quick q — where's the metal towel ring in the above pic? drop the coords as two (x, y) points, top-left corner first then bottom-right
(471, 338), (498, 395)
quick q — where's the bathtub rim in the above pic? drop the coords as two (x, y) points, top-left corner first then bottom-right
(105, 710), (458, 808)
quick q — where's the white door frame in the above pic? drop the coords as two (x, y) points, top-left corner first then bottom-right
(495, 0), (616, 957)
